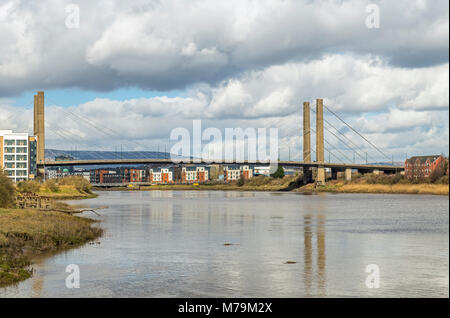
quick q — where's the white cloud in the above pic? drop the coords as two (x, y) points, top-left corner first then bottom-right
(0, 0), (448, 95)
(0, 0), (448, 161)
(1, 54), (448, 161)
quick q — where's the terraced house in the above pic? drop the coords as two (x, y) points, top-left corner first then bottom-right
(149, 167), (173, 184)
(404, 155), (448, 179)
(224, 165), (254, 182)
(181, 166), (209, 183)
(0, 130), (37, 182)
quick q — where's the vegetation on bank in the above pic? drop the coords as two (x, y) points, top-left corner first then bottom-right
(17, 176), (97, 200)
(0, 208), (102, 287)
(119, 174), (302, 192)
(0, 170), (102, 287)
(297, 173), (449, 195)
(116, 168), (449, 195)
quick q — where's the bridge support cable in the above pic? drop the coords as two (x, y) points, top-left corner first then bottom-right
(48, 100), (159, 158)
(45, 125), (108, 161)
(310, 127), (351, 163)
(323, 105), (392, 162)
(55, 108), (149, 160)
(310, 106), (371, 163)
(45, 123), (121, 160)
(58, 107), (157, 160)
(301, 131), (346, 164)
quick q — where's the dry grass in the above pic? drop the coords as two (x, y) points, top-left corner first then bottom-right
(298, 181), (449, 195)
(38, 185), (97, 200)
(0, 208), (102, 287)
(131, 175), (300, 192)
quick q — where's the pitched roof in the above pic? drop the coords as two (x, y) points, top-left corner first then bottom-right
(406, 155), (441, 164)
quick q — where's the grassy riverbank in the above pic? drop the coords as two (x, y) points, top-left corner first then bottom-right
(37, 185), (98, 200)
(17, 177), (97, 200)
(0, 208), (102, 287)
(296, 180), (449, 195)
(99, 175), (301, 192)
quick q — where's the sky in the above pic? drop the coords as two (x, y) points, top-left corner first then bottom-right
(0, 0), (448, 162)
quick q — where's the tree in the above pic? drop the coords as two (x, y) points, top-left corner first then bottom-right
(0, 169), (16, 208)
(430, 158), (447, 183)
(237, 174), (245, 187)
(271, 166), (285, 179)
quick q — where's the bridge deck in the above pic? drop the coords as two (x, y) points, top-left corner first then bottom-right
(40, 159), (403, 172)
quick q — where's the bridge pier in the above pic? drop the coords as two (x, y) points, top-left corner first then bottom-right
(317, 166), (325, 185)
(345, 168), (352, 181)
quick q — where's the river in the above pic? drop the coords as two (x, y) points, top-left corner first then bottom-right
(1, 191), (448, 298)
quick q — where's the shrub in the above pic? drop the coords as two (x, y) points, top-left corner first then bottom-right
(246, 175), (272, 186)
(58, 176), (91, 193)
(271, 166), (285, 179)
(436, 175), (449, 185)
(430, 161), (447, 183)
(0, 169), (15, 208)
(16, 180), (41, 194)
(44, 179), (59, 192)
(237, 175), (245, 187)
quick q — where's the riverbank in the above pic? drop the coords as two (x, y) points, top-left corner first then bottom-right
(94, 174), (449, 195)
(0, 208), (102, 287)
(37, 185), (98, 200)
(95, 175), (301, 192)
(296, 180), (449, 195)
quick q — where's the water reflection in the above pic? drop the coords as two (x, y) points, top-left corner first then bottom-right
(0, 191), (448, 298)
(317, 214), (326, 296)
(303, 213), (327, 296)
(303, 215), (313, 295)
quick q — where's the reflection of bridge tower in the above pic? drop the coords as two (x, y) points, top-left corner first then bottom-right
(303, 213), (326, 296)
(34, 91), (45, 165)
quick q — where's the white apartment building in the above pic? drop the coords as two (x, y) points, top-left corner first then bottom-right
(224, 165), (253, 182)
(182, 166), (209, 183)
(0, 130), (36, 182)
(149, 167), (173, 184)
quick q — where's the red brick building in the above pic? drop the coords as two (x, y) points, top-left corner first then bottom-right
(404, 155), (448, 179)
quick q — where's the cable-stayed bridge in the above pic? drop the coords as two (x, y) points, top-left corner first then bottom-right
(31, 92), (403, 184)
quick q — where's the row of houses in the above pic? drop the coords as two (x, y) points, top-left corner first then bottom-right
(90, 165), (257, 185)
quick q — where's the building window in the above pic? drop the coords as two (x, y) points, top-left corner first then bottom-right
(16, 140), (27, 146)
(16, 162), (27, 169)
